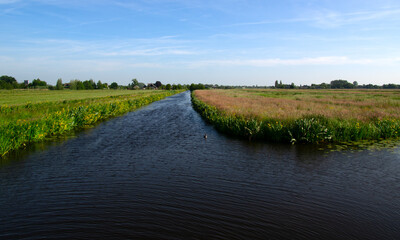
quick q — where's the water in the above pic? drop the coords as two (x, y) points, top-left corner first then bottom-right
(1, 91), (399, 239)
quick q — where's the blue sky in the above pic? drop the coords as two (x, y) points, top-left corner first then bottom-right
(1, 0), (400, 86)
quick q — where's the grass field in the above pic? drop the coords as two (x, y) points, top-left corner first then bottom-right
(0, 89), (183, 157)
(0, 89), (139, 105)
(192, 89), (400, 143)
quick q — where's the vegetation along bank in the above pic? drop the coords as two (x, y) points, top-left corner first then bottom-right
(0, 90), (184, 157)
(191, 89), (400, 144)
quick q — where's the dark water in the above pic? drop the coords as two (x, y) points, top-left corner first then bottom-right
(1, 91), (399, 240)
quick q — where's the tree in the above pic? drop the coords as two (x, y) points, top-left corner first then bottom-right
(83, 80), (94, 89)
(69, 79), (85, 90)
(383, 83), (399, 89)
(155, 81), (162, 88)
(320, 83), (330, 89)
(165, 84), (171, 90)
(274, 80), (278, 88)
(330, 79), (354, 89)
(30, 78), (47, 88)
(0, 75), (17, 89)
(69, 80), (78, 90)
(0, 75), (17, 84)
(189, 83), (206, 91)
(97, 80), (103, 89)
(89, 79), (96, 89)
(77, 81), (85, 90)
(56, 78), (64, 90)
(129, 79), (140, 89)
(110, 82), (118, 89)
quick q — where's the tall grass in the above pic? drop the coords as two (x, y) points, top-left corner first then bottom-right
(0, 90), (183, 157)
(192, 90), (400, 144)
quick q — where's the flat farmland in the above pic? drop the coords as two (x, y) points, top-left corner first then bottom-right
(192, 89), (400, 143)
(0, 89), (142, 105)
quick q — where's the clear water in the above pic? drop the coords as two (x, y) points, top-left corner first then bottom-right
(1, 91), (399, 239)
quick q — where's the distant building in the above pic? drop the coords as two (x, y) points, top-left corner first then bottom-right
(147, 83), (157, 89)
(24, 80), (29, 86)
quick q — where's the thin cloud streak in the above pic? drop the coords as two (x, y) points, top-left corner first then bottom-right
(228, 7), (400, 28)
(14, 37), (198, 57)
(312, 8), (400, 28)
(187, 57), (400, 68)
(100, 48), (196, 57)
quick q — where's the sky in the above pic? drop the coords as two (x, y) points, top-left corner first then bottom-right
(1, 0), (400, 86)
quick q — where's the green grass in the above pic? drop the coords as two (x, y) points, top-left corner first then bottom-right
(0, 89), (140, 105)
(0, 90), (184, 157)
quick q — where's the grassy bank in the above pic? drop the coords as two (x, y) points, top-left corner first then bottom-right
(0, 90), (183, 157)
(192, 89), (400, 143)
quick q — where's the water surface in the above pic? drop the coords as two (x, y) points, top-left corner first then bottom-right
(1, 91), (399, 239)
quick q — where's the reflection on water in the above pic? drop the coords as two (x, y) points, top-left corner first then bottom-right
(1, 91), (399, 240)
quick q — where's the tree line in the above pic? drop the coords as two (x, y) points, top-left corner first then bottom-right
(0, 75), (114, 90)
(273, 79), (400, 89)
(0, 75), (193, 91)
(3, 75), (398, 91)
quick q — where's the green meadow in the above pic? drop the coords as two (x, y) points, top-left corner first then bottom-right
(0, 89), (141, 105)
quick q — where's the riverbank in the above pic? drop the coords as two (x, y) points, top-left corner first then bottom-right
(0, 90), (183, 157)
(191, 89), (400, 143)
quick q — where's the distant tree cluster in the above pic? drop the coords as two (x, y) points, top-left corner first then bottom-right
(31, 78), (47, 88)
(312, 80), (372, 89)
(382, 83), (400, 89)
(189, 83), (206, 91)
(160, 83), (185, 90)
(0, 75), (50, 89)
(0, 75), (19, 89)
(68, 79), (109, 90)
(274, 80), (297, 89)
(330, 80), (355, 89)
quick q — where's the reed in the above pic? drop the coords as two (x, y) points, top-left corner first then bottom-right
(192, 89), (400, 143)
(0, 90), (183, 157)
